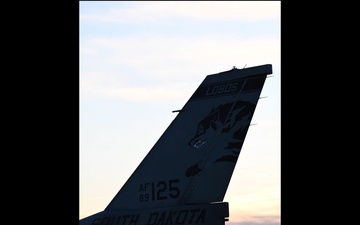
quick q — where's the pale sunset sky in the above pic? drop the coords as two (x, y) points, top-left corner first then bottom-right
(79, 2), (280, 225)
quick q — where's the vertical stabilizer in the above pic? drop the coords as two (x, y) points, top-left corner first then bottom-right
(104, 64), (272, 210)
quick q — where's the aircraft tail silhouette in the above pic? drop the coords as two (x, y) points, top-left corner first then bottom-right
(80, 64), (272, 225)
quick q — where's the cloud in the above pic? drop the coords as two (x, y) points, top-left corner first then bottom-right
(80, 34), (279, 102)
(227, 216), (280, 225)
(96, 86), (192, 102)
(80, 1), (280, 102)
(80, 35), (280, 75)
(224, 185), (280, 224)
(80, 1), (280, 24)
(80, 67), (196, 102)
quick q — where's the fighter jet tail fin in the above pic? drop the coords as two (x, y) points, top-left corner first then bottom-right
(80, 64), (272, 225)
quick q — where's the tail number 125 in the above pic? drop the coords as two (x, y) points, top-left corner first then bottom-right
(139, 179), (180, 202)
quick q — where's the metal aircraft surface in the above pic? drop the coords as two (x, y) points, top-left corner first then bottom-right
(80, 64), (273, 225)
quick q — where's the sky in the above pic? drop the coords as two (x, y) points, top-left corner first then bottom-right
(79, 1), (280, 225)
